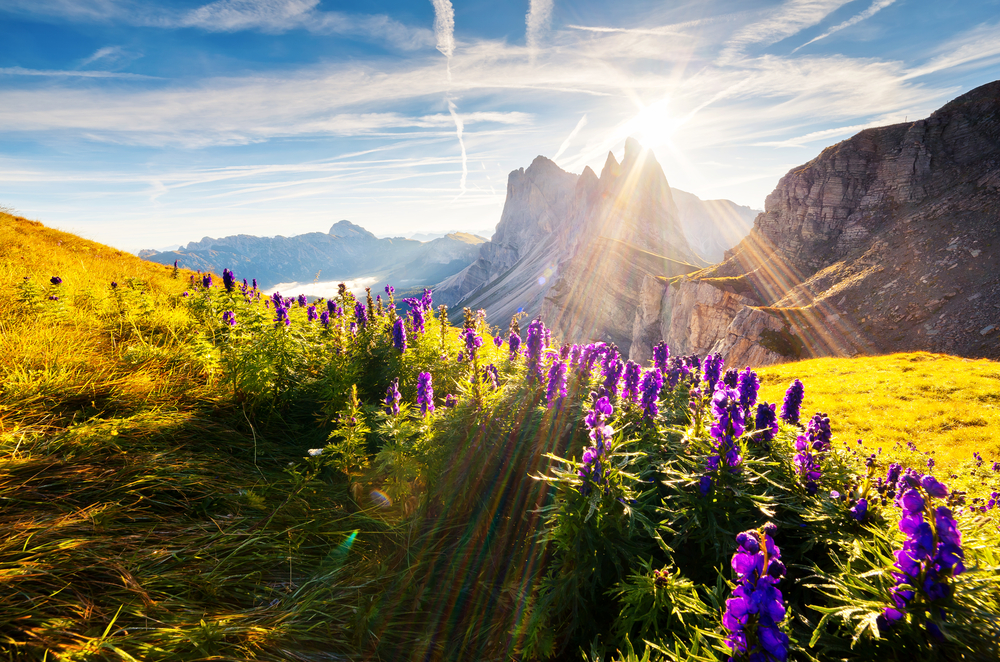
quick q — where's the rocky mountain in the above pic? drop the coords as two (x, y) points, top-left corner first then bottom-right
(437, 138), (757, 355)
(670, 189), (756, 263)
(140, 220), (486, 290)
(632, 80), (1000, 366)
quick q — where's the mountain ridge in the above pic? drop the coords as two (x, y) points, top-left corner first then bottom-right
(634, 79), (1000, 366)
(140, 221), (487, 290)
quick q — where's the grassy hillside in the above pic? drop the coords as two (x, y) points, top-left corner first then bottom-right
(2, 214), (998, 661)
(758, 353), (1000, 470)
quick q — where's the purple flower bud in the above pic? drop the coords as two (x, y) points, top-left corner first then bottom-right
(780, 379), (804, 425)
(392, 317), (407, 353)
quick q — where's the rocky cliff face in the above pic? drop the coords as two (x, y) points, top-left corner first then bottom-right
(437, 138), (755, 356)
(632, 80), (1000, 366)
(141, 220), (485, 289)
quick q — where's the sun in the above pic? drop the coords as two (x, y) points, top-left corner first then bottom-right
(622, 96), (686, 148)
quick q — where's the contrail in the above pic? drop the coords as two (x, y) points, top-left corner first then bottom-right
(448, 99), (467, 195)
(526, 0), (553, 53)
(430, 0), (455, 78)
(793, 0), (896, 53)
(553, 114), (587, 162)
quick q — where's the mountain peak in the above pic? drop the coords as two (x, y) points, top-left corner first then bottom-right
(329, 220), (375, 240)
(600, 151), (621, 182)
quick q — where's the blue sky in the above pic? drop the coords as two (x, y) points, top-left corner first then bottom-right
(1, 0), (999, 252)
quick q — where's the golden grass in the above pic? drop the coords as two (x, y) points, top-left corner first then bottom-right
(0, 213), (215, 432)
(757, 351), (1000, 471)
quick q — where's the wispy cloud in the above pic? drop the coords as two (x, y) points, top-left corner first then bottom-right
(79, 45), (129, 67)
(903, 20), (1000, 80)
(2, 0), (433, 51)
(553, 114), (588, 162)
(718, 0), (853, 63)
(430, 0), (456, 61)
(0, 66), (158, 79)
(525, 0), (553, 53)
(447, 100), (468, 194)
(793, 0), (897, 52)
(750, 120), (890, 147)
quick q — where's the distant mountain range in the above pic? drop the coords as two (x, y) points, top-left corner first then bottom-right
(139, 221), (487, 290)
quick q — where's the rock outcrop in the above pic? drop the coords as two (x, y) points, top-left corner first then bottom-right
(437, 138), (756, 356)
(141, 220), (486, 290)
(632, 80), (1000, 366)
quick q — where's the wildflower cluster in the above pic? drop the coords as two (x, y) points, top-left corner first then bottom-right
(880, 470), (965, 638)
(578, 395), (614, 494)
(723, 525), (789, 661)
(701, 385), (744, 495)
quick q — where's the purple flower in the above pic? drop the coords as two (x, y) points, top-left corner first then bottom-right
(639, 369), (664, 420)
(384, 378), (401, 416)
(307, 305), (318, 322)
(484, 364), (500, 391)
(444, 393), (457, 408)
(545, 360), (568, 406)
(737, 367), (760, 415)
(849, 498), (868, 522)
(883, 474), (965, 634)
(602, 356), (624, 398)
(416, 372), (434, 416)
(392, 317), (407, 353)
(202, 274), (213, 289)
(652, 342), (670, 374)
(410, 306), (426, 334)
(578, 396), (614, 493)
(780, 379), (804, 425)
(508, 332), (521, 360)
(50, 276), (62, 286)
(793, 435), (822, 495)
(349, 321), (357, 335)
(320, 310), (330, 327)
(723, 528), (789, 661)
(222, 268), (235, 292)
(701, 353), (724, 392)
(524, 319), (547, 384)
(722, 368), (739, 389)
(297, 294), (308, 308)
(274, 305), (290, 327)
(252, 278), (257, 289)
(327, 299), (336, 314)
(754, 403), (779, 445)
(111, 281), (118, 289)
(709, 385), (744, 469)
(805, 413), (832, 452)
(460, 327), (484, 361)
(493, 335), (503, 348)
(222, 310), (236, 326)
(354, 301), (367, 328)
(622, 361), (642, 403)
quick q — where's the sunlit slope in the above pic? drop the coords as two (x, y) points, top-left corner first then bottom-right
(0, 213), (207, 431)
(757, 352), (1000, 469)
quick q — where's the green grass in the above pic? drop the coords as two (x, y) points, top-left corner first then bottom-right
(2, 213), (999, 661)
(758, 352), (1000, 471)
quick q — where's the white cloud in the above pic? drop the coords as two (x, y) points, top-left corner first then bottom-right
(447, 99), (467, 194)
(1, 0), (433, 51)
(526, 0), (553, 52)
(793, 0), (897, 52)
(430, 0), (456, 60)
(0, 66), (158, 79)
(79, 45), (128, 67)
(903, 20), (1000, 80)
(718, 0), (853, 62)
(553, 114), (588, 162)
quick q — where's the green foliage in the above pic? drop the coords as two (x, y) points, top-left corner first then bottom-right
(3, 215), (1000, 661)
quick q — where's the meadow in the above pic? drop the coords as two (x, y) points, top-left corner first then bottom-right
(1, 213), (998, 661)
